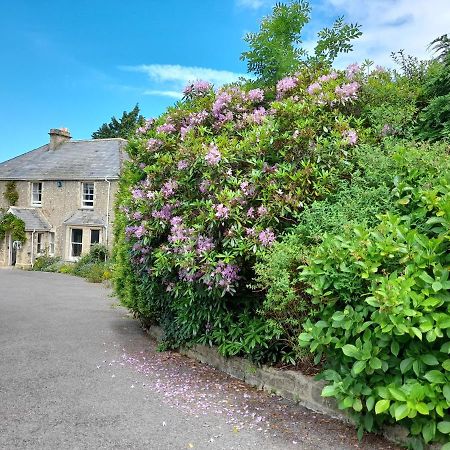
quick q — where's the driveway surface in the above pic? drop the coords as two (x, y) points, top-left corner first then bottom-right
(0, 270), (400, 450)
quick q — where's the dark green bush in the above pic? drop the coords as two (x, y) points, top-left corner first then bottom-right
(298, 175), (450, 447)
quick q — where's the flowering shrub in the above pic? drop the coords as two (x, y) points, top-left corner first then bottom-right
(114, 64), (388, 354)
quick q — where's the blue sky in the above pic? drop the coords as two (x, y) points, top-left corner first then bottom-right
(1, 0), (448, 162)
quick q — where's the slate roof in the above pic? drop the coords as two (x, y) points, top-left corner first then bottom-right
(63, 210), (105, 227)
(0, 138), (127, 181)
(8, 207), (52, 232)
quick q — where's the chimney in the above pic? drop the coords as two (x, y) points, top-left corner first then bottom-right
(49, 128), (71, 150)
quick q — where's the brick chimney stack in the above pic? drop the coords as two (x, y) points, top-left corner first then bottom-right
(49, 128), (71, 150)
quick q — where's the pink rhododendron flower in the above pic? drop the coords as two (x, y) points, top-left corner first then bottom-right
(199, 179), (211, 194)
(307, 82), (322, 95)
(346, 63), (360, 80)
(259, 228), (276, 246)
(161, 180), (178, 198)
(131, 188), (144, 199)
(183, 80), (212, 96)
(342, 129), (358, 145)
(136, 118), (154, 135)
(177, 160), (189, 170)
(204, 143), (221, 165)
(146, 138), (163, 151)
(257, 205), (268, 217)
(156, 122), (176, 134)
(214, 204), (229, 219)
(335, 82), (359, 103)
(276, 76), (297, 99)
(246, 88), (264, 103)
(196, 235), (215, 254)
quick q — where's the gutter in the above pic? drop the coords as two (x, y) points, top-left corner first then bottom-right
(30, 229), (36, 267)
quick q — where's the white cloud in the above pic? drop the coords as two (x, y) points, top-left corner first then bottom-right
(120, 64), (246, 89)
(142, 89), (183, 99)
(321, 0), (450, 67)
(236, 0), (266, 9)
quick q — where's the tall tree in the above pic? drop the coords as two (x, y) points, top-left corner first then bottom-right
(92, 104), (145, 139)
(240, 1), (361, 87)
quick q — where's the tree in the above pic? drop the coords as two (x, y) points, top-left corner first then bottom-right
(240, 1), (361, 87)
(92, 104), (145, 139)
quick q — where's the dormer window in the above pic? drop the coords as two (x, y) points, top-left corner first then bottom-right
(31, 182), (42, 206)
(82, 182), (94, 208)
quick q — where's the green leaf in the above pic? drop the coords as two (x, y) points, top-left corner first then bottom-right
(342, 344), (360, 359)
(352, 360), (366, 375)
(437, 421), (450, 434)
(389, 387), (406, 402)
(375, 399), (390, 414)
(432, 281), (443, 292)
(421, 354), (439, 365)
(394, 403), (409, 421)
(400, 357), (414, 374)
(353, 398), (363, 412)
(369, 357), (382, 370)
(391, 340), (400, 357)
(321, 385), (336, 397)
(415, 402), (429, 415)
(424, 370), (446, 384)
(443, 384), (450, 402)
(442, 359), (450, 371)
(441, 443), (450, 450)
(422, 421), (436, 443)
(366, 396), (375, 412)
(411, 327), (423, 340)
(419, 271), (434, 284)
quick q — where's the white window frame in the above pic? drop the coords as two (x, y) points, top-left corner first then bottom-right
(71, 228), (83, 258)
(31, 182), (43, 206)
(81, 182), (95, 209)
(49, 232), (55, 256)
(36, 233), (44, 255)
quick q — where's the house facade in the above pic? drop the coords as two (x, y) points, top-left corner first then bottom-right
(0, 129), (127, 268)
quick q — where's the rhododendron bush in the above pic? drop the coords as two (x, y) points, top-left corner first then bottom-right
(113, 65), (397, 350)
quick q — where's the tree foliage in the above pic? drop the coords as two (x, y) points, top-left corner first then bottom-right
(92, 104), (145, 139)
(240, 1), (361, 87)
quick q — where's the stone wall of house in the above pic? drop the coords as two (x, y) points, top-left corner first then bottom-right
(0, 179), (119, 265)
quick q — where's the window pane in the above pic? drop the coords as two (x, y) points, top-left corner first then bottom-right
(71, 229), (83, 257)
(32, 182), (42, 204)
(91, 229), (100, 245)
(82, 183), (94, 207)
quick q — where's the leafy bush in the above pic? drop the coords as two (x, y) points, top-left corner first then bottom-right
(114, 61), (398, 351)
(0, 213), (26, 242)
(32, 244), (110, 283)
(298, 175), (450, 447)
(33, 256), (61, 272)
(255, 141), (450, 363)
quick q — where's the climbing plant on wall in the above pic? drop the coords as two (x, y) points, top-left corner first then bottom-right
(0, 213), (26, 242)
(3, 181), (19, 206)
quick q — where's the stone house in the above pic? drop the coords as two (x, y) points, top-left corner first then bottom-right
(0, 129), (127, 268)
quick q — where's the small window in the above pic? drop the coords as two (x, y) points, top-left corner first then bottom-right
(71, 228), (83, 257)
(31, 182), (42, 206)
(82, 182), (94, 208)
(36, 233), (44, 254)
(90, 229), (100, 246)
(49, 232), (55, 255)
